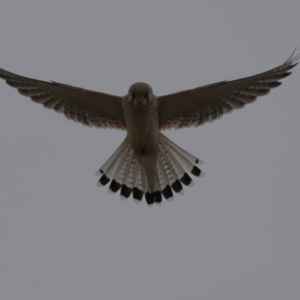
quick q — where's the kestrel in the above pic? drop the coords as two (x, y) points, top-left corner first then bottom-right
(0, 52), (299, 205)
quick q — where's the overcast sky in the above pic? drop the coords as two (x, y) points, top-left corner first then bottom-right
(0, 1), (299, 299)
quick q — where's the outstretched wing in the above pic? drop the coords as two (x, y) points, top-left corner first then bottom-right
(0, 68), (126, 129)
(158, 52), (299, 130)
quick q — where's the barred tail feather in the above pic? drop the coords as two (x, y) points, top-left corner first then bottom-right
(97, 133), (203, 205)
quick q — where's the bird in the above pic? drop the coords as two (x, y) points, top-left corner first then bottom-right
(0, 51), (299, 205)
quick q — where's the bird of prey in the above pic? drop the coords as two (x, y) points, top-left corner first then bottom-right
(0, 52), (299, 205)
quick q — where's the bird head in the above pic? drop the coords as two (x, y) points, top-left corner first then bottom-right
(128, 82), (153, 105)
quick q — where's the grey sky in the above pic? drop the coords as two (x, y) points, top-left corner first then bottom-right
(0, 0), (299, 299)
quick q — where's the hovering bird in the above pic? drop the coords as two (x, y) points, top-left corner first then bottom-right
(0, 52), (299, 205)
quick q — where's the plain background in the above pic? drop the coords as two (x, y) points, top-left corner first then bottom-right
(0, 1), (299, 299)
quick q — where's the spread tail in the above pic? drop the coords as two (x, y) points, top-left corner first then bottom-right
(96, 133), (203, 205)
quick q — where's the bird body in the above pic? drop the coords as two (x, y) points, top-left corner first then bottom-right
(0, 52), (299, 205)
(122, 85), (159, 158)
